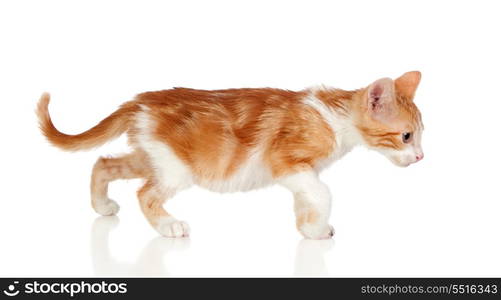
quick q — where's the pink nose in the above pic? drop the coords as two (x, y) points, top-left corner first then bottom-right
(415, 154), (424, 161)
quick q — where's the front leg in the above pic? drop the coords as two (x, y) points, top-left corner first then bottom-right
(279, 170), (334, 239)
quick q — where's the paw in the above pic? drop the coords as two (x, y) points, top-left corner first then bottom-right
(299, 223), (334, 240)
(94, 199), (120, 216)
(156, 217), (190, 238)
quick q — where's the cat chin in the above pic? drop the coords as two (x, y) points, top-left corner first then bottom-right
(388, 158), (411, 168)
(381, 150), (416, 167)
(396, 162), (411, 168)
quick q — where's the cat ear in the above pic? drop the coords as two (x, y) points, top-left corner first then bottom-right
(395, 71), (421, 99)
(367, 77), (395, 120)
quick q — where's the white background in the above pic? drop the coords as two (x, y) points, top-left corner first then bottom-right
(0, 0), (500, 277)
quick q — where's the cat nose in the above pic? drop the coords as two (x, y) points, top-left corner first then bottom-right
(415, 154), (424, 161)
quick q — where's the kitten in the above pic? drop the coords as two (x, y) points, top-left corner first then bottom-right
(37, 71), (424, 239)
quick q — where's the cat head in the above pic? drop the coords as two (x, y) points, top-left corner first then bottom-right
(355, 71), (423, 167)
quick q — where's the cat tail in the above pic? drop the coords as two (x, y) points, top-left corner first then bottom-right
(36, 93), (138, 151)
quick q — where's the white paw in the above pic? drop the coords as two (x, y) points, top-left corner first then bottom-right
(94, 199), (120, 216)
(299, 224), (334, 240)
(156, 217), (190, 238)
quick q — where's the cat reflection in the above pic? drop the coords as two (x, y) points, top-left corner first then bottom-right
(91, 216), (190, 277)
(91, 216), (332, 276)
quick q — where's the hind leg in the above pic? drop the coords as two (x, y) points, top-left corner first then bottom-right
(91, 150), (149, 216)
(137, 180), (190, 238)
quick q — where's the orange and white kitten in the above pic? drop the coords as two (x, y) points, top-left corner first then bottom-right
(37, 71), (424, 239)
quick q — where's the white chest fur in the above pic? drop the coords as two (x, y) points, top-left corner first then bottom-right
(302, 92), (362, 172)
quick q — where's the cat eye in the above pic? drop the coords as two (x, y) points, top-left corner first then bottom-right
(402, 132), (413, 144)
